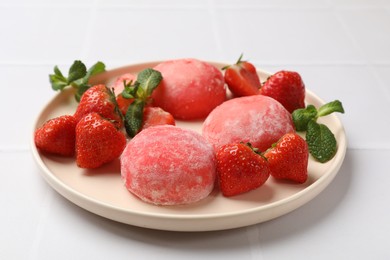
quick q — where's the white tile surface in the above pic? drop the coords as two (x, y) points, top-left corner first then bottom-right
(214, 7), (364, 64)
(0, 65), (56, 148)
(0, 6), (90, 63)
(85, 6), (222, 63)
(1, 0), (390, 259)
(0, 152), (51, 259)
(336, 7), (390, 63)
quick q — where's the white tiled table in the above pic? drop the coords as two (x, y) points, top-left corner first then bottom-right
(1, 0), (390, 259)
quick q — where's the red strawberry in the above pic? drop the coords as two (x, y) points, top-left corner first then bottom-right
(223, 54), (261, 97)
(116, 95), (134, 116)
(74, 84), (123, 128)
(142, 107), (175, 130)
(216, 143), (270, 197)
(111, 73), (137, 96)
(260, 70), (305, 113)
(34, 115), (77, 156)
(75, 113), (127, 169)
(263, 132), (308, 183)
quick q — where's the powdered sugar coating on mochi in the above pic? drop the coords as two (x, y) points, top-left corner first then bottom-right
(202, 95), (295, 152)
(120, 125), (216, 206)
(151, 58), (226, 120)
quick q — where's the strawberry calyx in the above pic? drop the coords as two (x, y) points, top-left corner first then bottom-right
(244, 142), (272, 163)
(107, 86), (125, 126)
(222, 53), (245, 70)
(242, 142), (260, 154)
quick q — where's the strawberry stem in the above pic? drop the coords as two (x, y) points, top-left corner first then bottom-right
(235, 53), (244, 65)
(241, 142), (260, 154)
(108, 87), (125, 124)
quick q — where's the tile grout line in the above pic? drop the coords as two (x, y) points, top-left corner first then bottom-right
(2, 2), (388, 10)
(331, 5), (390, 101)
(0, 147), (30, 153)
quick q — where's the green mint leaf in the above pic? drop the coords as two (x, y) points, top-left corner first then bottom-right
(137, 68), (163, 97)
(124, 99), (145, 138)
(53, 65), (65, 79)
(76, 61), (106, 86)
(136, 84), (146, 99)
(67, 60), (87, 84)
(317, 100), (345, 117)
(49, 66), (68, 90)
(86, 61), (106, 77)
(292, 105), (318, 131)
(75, 85), (90, 102)
(306, 120), (337, 163)
(49, 74), (67, 90)
(121, 90), (135, 99)
(122, 92), (134, 99)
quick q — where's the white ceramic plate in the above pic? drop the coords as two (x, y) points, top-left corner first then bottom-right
(31, 61), (347, 232)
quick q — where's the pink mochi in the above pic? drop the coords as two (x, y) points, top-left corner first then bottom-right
(120, 125), (216, 206)
(202, 95), (295, 152)
(152, 58), (226, 120)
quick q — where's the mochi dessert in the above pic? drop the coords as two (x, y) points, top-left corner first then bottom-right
(120, 125), (216, 206)
(152, 58), (226, 120)
(202, 95), (295, 152)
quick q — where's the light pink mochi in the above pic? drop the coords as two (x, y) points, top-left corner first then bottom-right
(120, 125), (216, 206)
(152, 58), (226, 120)
(202, 95), (295, 152)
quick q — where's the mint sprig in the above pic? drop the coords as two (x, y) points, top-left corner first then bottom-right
(125, 100), (146, 138)
(122, 68), (163, 137)
(306, 121), (337, 163)
(137, 68), (163, 97)
(49, 60), (106, 101)
(292, 100), (344, 163)
(292, 104), (317, 131)
(317, 100), (344, 117)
